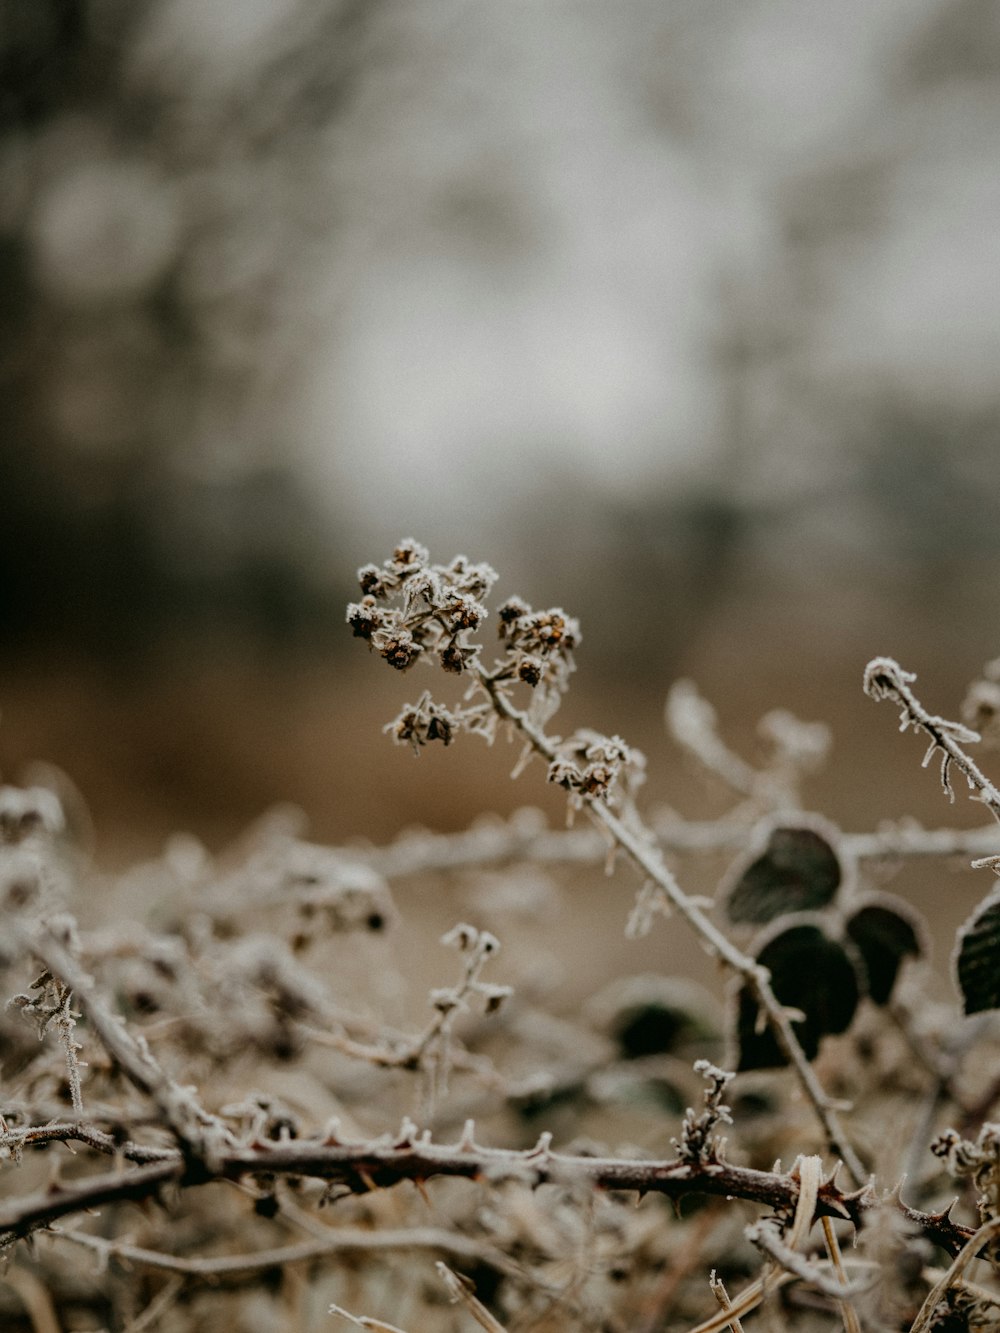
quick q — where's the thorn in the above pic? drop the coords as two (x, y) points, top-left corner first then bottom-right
(458, 1119), (476, 1152)
(357, 1166), (378, 1193)
(527, 1131), (552, 1159)
(886, 1176), (906, 1206)
(323, 1118), (344, 1146)
(393, 1117), (418, 1149)
(821, 1160), (843, 1189)
(414, 1178), (432, 1208)
(841, 1176), (877, 1208)
(822, 1197), (853, 1222)
(927, 1197), (959, 1225)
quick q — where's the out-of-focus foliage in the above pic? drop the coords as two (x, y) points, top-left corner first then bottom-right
(3, 0), (1000, 665)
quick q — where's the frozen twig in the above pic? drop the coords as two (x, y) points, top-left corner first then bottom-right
(864, 658), (1000, 822)
(665, 681), (760, 798)
(0, 1119), (177, 1165)
(357, 811), (1000, 882)
(18, 922), (236, 1166)
(53, 1223), (532, 1285)
(747, 1219), (871, 1301)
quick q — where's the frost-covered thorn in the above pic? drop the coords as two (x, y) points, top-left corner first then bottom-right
(322, 1118), (344, 1146)
(458, 1120), (477, 1152)
(393, 1117), (419, 1149)
(527, 1131), (553, 1160)
(821, 1160), (844, 1189)
(886, 1176), (907, 1206)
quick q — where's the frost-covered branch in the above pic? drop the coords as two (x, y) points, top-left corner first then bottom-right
(472, 662), (866, 1184)
(0, 1118), (976, 1256)
(17, 921), (237, 1165)
(864, 657), (1000, 821)
(53, 1223), (531, 1285)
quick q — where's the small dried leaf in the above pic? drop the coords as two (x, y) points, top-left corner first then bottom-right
(733, 922), (860, 1071)
(846, 897), (925, 1005)
(725, 824), (842, 925)
(955, 886), (1000, 1015)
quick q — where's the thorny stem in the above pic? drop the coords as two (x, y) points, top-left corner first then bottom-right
(0, 1126), (975, 1256)
(20, 925), (236, 1166)
(0, 1120), (176, 1165)
(475, 666), (867, 1185)
(864, 657), (1000, 824)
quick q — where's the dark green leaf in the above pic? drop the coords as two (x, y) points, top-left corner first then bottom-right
(726, 825), (842, 925)
(846, 897), (925, 1005)
(734, 923), (861, 1071)
(956, 887), (1000, 1015)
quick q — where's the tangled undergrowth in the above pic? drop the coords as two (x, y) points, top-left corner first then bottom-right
(4, 541), (1000, 1331)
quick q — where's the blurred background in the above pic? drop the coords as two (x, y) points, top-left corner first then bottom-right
(2, 0), (1000, 874)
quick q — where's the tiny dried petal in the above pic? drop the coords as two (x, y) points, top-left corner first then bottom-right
(445, 596), (486, 631)
(498, 597), (530, 624)
(440, 642), (470, 674)
(381, 633), (420, 670)
(392, 538), (429, 569)
(548, 759), (582, 791)
(358, 564), (387, 597)
(346, 598), (380, 639)
(518, 656), (542, 687)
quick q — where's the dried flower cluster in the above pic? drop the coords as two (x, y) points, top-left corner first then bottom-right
(2, 544), (1000, 1330)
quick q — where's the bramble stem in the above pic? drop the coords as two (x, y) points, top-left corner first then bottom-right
(0, 1124), (972, 1256)
(475, 666), (867, 1184)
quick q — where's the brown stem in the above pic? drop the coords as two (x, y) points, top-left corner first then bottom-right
(0, 1128), (973, 1257)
